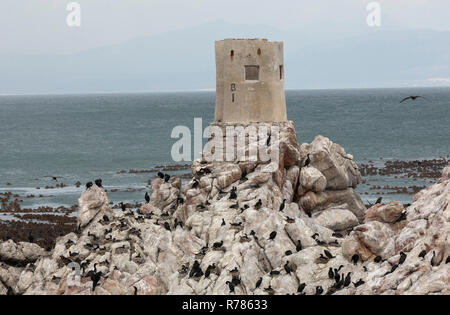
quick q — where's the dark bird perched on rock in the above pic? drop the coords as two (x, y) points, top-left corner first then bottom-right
(284, 261), (292, 274)
(418, 250), (427, 259)
(102, 215), (110, 222)
(226, 281), (235, 293)
(344, 273), (351, 287)
(264, 286), (274, 295)
(351, 254), (359, 265)
(335, 277), (344, 290)
(255, 199), (262, 209)
(205, 264), (216, 278)
(196, 204), (206, 210)
(213, 241), (223, 249)
(240, 170), (247, 180)
(266, 134), (271, 146)
(317, 254), (329, 264)
(229, 187), (237, 200)
(231, 276), (241, 286)
(446, 255), (450, 264)
(189, 261), (203, 278)
(164, 174), (170, 182)
(133, 286), (138, 295)
(87, 264), (102, 291)
(86, 182), (93, 189)
(120, 202), (126, 212)
(145, 192), (150, 203)
(353, 279), (365, 288)
(269, 231), (277, 240)
(174, 218), (183, 229)
(296, 240), (302, 252)
(28, 233), (34, 243)
(399, 252), (407, 265)
(375, 197), (383, 204)
(197, 167), (211, 176)
(304, 154), (311, 167)
(315, 239), (327, 246)
(221, 218), (226, 226)
(297, 283), (306, 293)
(95, 179), (103, 188)
(334, 270), (341, 283)
(315, 286), (323, 295)
(389, 264), (398, 274)
(325, 287), (337, 295)
(192, 179), (199, 189)
(324, 250), (335, 259)
(255, 277), (263, 289)
(328, 268), (334, 279)
(163, 222), (171, 231)
(374, 256), (383, 263)
(285, 250), (293, 256)
(270, 270), (280, 276)
(157, 172), (164, 179)
(400, 95), (425, 103)
(279, 199), (286, 212)
(396, 210), (408, 222)
(286, 216), (295, 224)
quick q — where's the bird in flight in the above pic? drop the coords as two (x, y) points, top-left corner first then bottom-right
(44, 176), (62, 181)
(400, 95), (425, 103)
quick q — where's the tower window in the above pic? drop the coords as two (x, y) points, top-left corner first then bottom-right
(245, 65), (260, 81)
(257, 48), (262, 55)
(230, 50), (234, 60)
(279, 65), (284, 80)
(232, 93), (235, 102)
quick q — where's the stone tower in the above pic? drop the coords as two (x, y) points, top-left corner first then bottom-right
(214, 38), (287, 123)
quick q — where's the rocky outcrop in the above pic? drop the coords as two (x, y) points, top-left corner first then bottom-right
(0, 240), (44, 266)
(1, 122), (448, 295)
(365, 201), (404, 223)
(298, 136), (365, 222)
(77, 185), (113, 230)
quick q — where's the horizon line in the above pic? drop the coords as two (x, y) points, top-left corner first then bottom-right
(1, 85), (450, 97)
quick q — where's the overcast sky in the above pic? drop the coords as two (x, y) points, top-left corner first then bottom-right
(1, 0), (450, 54)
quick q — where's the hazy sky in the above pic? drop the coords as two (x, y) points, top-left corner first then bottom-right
(1, 0), (450, 54)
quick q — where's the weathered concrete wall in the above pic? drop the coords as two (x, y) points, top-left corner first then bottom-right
(214, 39), (287, 123)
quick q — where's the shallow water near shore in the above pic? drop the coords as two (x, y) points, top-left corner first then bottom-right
(0, 87), (449, 211)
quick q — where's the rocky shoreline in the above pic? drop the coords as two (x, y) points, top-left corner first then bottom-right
(0, 121), (448, 295)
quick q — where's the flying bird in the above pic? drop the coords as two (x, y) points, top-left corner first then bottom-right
(400, 95), (425, 103)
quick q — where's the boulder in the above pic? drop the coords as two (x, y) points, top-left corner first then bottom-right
(300, 166), (327, 193)
(313, 207), (359, 231)
(299, 188), (366, 222)
(300, 135), (361, 190)
(0, 240), (44, 265)
(366, 201), (404, 224)
(77, 185), (112, 230)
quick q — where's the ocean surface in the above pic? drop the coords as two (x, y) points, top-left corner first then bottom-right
(0, 87), (449, 209)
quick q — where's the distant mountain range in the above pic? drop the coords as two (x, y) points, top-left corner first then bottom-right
(1, 21), (449, 94)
